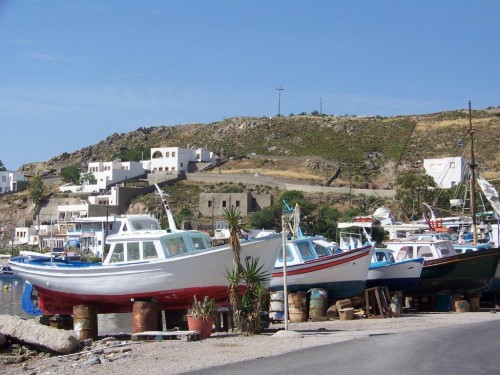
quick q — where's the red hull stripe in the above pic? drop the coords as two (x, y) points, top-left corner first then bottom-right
(272, 248), (370, 278)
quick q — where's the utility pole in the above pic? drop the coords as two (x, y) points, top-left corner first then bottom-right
(276, 86), (284, 116)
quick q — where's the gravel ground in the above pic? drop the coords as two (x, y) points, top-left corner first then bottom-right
(3, 311), (499, 375)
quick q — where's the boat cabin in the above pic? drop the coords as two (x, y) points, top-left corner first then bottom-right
(275, 237), (338, 267)
(371, 248), (397, 265)
(384, 239), (457, 262)
(104, 216), (213, 265)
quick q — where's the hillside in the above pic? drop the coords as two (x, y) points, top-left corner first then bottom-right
(1, 107), (499, 242)
(18, 107), (500, 186)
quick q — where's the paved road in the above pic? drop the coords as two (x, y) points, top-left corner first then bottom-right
(187, 320), (500, 375)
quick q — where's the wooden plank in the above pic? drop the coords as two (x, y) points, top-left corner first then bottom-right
(131, 330), (202, 341)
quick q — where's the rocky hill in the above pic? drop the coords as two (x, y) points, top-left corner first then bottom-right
(1, 107), (499, 243)
(18, 107), (500, 184)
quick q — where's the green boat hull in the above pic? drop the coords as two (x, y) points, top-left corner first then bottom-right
(408, 246), (500, 295)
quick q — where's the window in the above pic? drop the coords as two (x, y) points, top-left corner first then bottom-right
(396, 246), (413, 261)
(191, 236), (209, 250)
(164, 237), (187, 256)
(296, 241), (315, 260)
(180, 162), (184, 167)
(110, 244), (124, 263)
(277, 245), (295, 262)
(235, 201), (240, 207)
(208, 200), (212, 208)
(417, 246), (433, 259)
(165, 152), (170, 157)
(449, 162), (455, 168)
(172, 152), (176, 157)
(143, 242), (158, 259)
(127, 242), (140, 261)
(314, 244), (331, 257)
(222, 201), (227, 208)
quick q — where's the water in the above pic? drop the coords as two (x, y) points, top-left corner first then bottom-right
(0, 276), (132, 335)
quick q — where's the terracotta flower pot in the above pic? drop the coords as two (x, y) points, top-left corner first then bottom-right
(187, 315), (213, 339)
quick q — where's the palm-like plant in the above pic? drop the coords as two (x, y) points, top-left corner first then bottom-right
(223, 205), (269, 335)
(223, 205), (246, 273)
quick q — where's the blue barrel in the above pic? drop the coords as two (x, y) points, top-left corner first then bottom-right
(309, 288), (328, 320)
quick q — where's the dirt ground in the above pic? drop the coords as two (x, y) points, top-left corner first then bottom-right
(3, 311), (499, 375)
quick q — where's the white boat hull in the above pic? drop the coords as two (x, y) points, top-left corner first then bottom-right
(366, 258), (424, 291)
(9, 235), (281, 314)
(270, 246), (373, 299)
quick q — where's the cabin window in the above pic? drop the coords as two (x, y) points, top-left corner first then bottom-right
(277, 245), (294, 262)
(191, 236), (209, 250)
(127, 242), (140, 261)
(164, 237), (187, 256)
(143, 241), (158, 259)
(376, 252), (388, 262)
(110, 244), (125, 263)
(296, 241), (315, 260)
(396, 246), (413, 261)
(417, 246), (433, 258)
(314, 244), (331, 257)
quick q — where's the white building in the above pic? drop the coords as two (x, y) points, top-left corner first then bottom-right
(0, 171), (27, 194)
(423, 156), (466, 189)
(60, 160), (145, 193)
(150, 147), (217, 174)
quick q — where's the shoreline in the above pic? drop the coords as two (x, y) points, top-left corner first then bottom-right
(3, 311), (499, 375)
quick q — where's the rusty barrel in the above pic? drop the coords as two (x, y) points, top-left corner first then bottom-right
(308, 288), (328, 320)
(288, 292), (307, 323)
(132, 300), (159, 334)
(73, 304), (98, 340)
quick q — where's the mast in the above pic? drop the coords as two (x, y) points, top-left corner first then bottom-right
(468, 101), (478, 243)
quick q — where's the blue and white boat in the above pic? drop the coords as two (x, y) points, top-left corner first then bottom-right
(366, 248), (425, 292)
(269, 204), (373, 299)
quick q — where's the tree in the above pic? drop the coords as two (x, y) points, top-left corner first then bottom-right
(79, 172), (97, 186)
(0, 160), (6, 172)
(28, 175), (45, 209)
(60, 164), (80, 184)
(28, 175), (45, 233)
(396, 170), (437, 221)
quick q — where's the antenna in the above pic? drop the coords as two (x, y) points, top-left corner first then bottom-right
(155, 184), (177, 232)
(276, 86), (284, 116)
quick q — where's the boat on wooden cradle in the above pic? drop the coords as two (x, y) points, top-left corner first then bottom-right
(269, 203), (373, 299)
(9, 185), (282, 315)
(384, 239), (500, 296)
(366, 248), (424, 292)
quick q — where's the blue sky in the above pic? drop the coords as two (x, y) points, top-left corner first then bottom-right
(1, 0), (499, 170)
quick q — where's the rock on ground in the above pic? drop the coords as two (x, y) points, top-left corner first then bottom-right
(0, 315), (80, 354)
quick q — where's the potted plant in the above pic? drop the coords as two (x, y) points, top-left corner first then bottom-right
(187, 295), (216, 338)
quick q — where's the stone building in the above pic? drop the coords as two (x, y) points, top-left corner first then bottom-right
(199, 192), (273, 217)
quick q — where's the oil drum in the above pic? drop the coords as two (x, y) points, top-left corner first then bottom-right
(73, 304), (98, 340)
(288, 292), (307, 323)
(132, 300), (159, 334)
(308, 288), (328, 320)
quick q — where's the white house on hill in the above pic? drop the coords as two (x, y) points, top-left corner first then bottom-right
(0, 171), (27, 195)
(60, 160), (145, 193)
(423, 156), (466, 189)
(149, 147), (217, 173)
